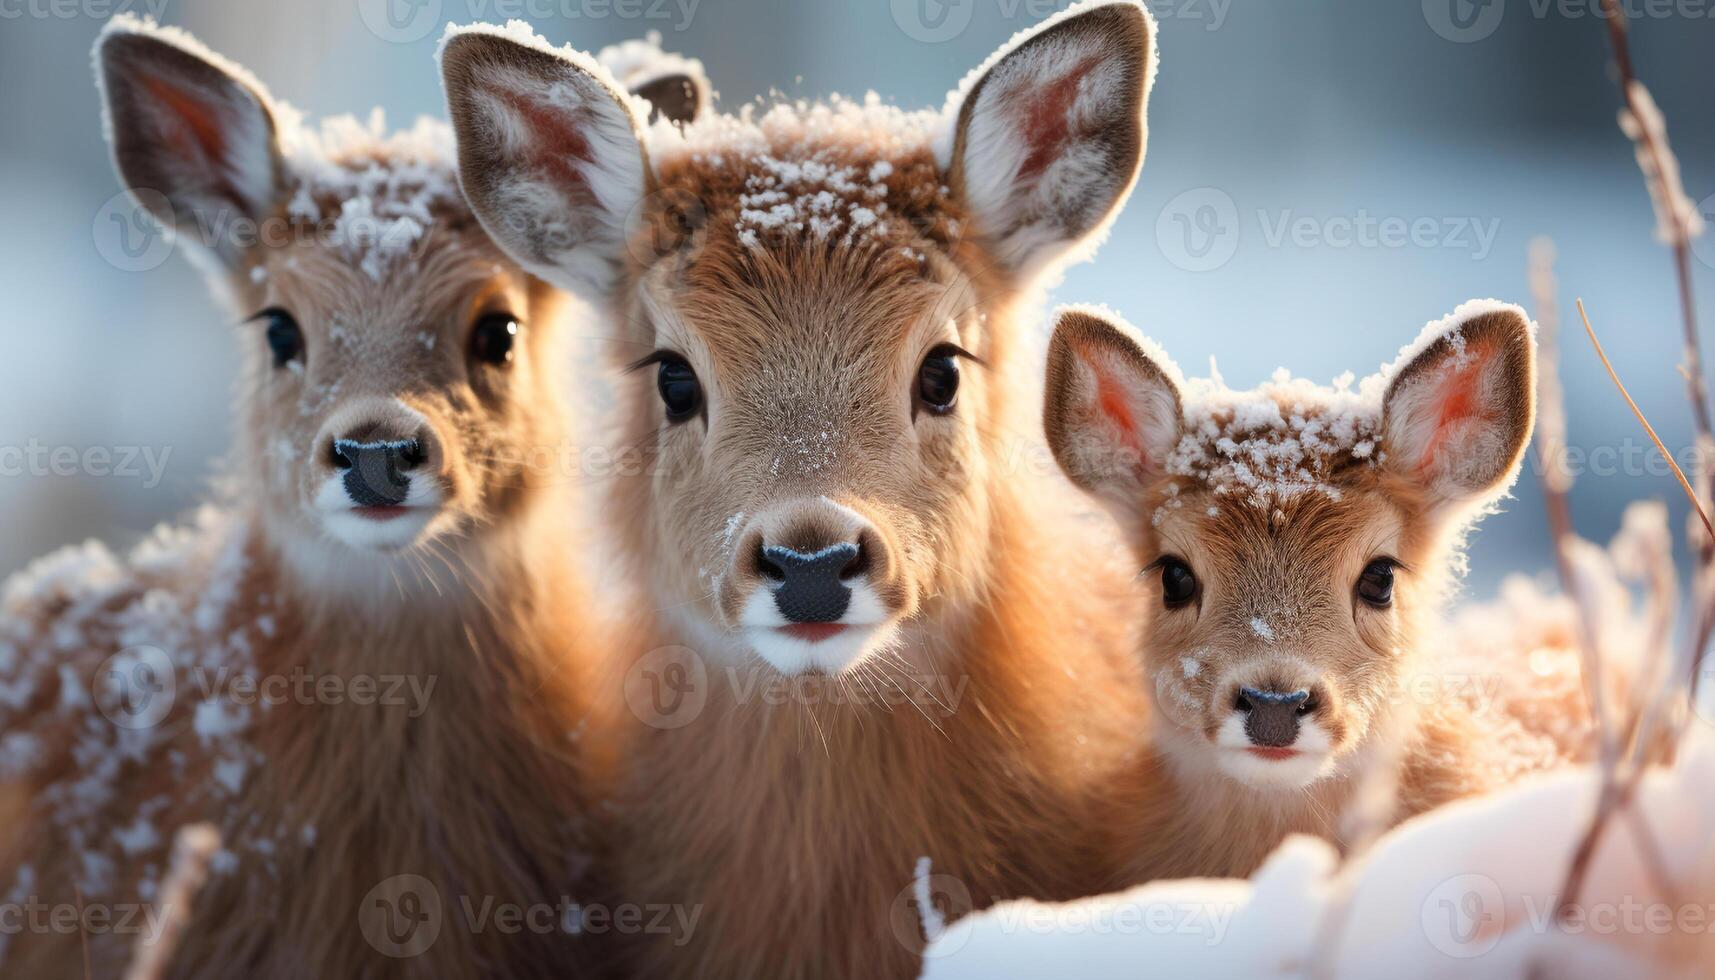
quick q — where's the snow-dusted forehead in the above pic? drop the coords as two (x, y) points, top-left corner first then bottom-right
(652, 96), (953, 253)
(277, 112), (467, 281)
(1165, 370), (1386, 511)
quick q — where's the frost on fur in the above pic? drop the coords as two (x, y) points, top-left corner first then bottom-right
(1046, 300), (1536, 521)
(442, 1), (1154, 304)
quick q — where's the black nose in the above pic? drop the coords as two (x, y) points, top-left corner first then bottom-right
(1235, 687), (1313, 748)
(758, 542), (866, 623)
(331, 438), (424, 507)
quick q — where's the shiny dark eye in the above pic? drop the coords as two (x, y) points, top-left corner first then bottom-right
(259, 307), (302, 368)
(1157, 557), (1198, 609)
(656, 354), (703, 423)
(471, 313), (520, 366)
(917, 345), (961, 414)
(1356, 559), (1397, 608)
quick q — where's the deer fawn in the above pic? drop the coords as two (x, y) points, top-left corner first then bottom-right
(439, 2), (1155, 976)
(1043, 300), (1600, 883)
(0, 17), (704, 977)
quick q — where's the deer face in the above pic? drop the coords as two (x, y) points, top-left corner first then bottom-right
(440, 2), (1156, 674)
(96, 19), (702, 569)
(1045, 303), (1536, 790)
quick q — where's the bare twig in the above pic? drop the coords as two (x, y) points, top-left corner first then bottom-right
(1551, 300), (1695, 917)
(1599, 0), (1715, 689)
(1581, 299), (1715, 546)
(1531, 251), (1617, 762)
(123, 824), (220, 980)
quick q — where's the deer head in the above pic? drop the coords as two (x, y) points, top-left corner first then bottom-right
(440, 1), (1155, 675)
(1044, 302), (1536, 790)
(96, 17), (706, 588)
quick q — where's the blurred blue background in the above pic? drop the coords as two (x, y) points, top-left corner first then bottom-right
(2, 0), (1712, 599)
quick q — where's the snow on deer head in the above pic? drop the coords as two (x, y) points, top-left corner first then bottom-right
(440, 2), (1155, 675)
(1045, 301), (1536, 790)
(95, 17), (704, 582)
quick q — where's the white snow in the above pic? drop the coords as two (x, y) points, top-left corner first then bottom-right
(922, 724), (1715, 979)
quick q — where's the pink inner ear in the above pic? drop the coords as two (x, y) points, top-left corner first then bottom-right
(1417, 343), (1494, 475)
(1090, 354), (1146, 466)
(143, 76), (228, 170)
(1018, 55), (1103, 179)
(501, 83), (596, 198)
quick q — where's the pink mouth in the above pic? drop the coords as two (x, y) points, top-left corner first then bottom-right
(1246, 747), (1301, 761)
(352, 506), (411, 522)
(776, 624), (849, 643)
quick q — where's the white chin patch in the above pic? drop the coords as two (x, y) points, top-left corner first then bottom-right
(736, 582), (898, 675)
(312, 475), (450, 552)
(1211, 713), (1338, 789)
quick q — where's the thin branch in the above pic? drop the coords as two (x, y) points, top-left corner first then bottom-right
(1599, 0), (1715, 690)
(1550, 299), (1699, 918)
(1580, 299), (1715, 546)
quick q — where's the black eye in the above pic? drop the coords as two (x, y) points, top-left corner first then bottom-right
(260, 307), (302, 369)
(1157, 557), (1198, 609)
(471, 313), (520, 366)
(917, 345), (961, 414)
(656, 354), (703, 423)
(1356, 559), (1396, 608)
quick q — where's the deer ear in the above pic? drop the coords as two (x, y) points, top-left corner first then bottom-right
(439, 23), (650, 299)
(595, 33), (711, 126)
(1045, 305), (1183, 511)
(94, 16), (285, 269)
(1381, 302), (1537, 506)
(943, 0), (1155, 279)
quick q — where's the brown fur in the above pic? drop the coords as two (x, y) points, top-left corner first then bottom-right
(1044, 305), (1604, 886)
(597, 153), (1149, 979)
(438, 4), (1159, 976)
(0, 20), (667, 977)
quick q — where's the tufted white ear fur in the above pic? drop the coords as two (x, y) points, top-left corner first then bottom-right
(942, 0), (1155, 282)
(439, 22), (651, 300)
(1381, 301), (1537, 509)
(1044, 305), (1184, 520)
(94, 15), (285, 270)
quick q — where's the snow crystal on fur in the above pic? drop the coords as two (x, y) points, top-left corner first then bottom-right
(1158, 299), (1528, 509)
(0, 507), (266, 911)
(652, 93), (945, 252)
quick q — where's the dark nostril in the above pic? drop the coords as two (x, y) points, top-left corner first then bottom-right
(1297, 693), (1320, 716)
(839, 540), (870, 581)
(398, 438), (426, 471)
(756, 541), (786, 583)
(329, 441), (353, 470)
(1233, 690), (1254, 713)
